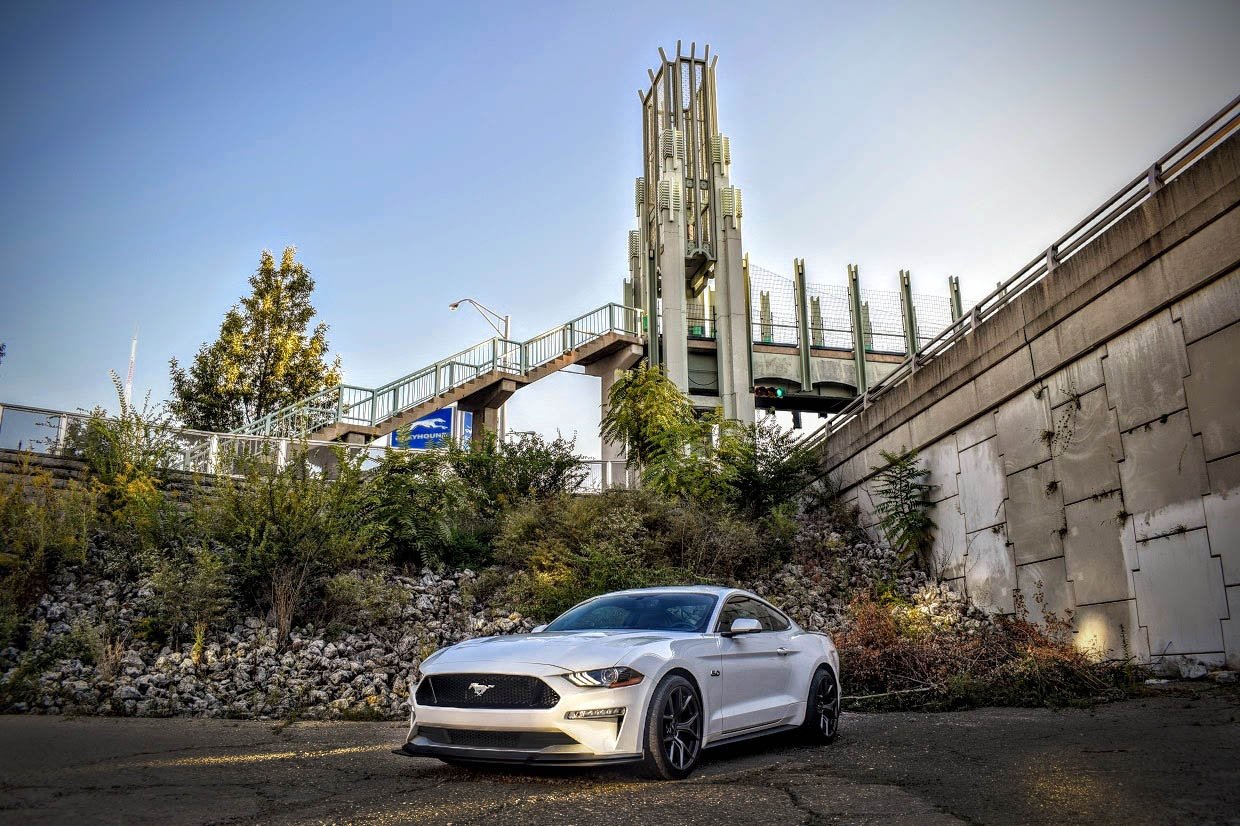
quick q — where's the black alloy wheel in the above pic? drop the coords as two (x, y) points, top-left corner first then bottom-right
(640, 674), (703, 780)
(800, 666), (840, 743)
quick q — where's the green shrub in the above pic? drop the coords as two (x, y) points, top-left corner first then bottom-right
(601, 363), (820, 544)
(63, 373), (182, 482)
(366, 431), (587, 572)
(489, 491), (774, 619)
(494, 493), (689, 618)
(148, 547), (230, 645)
(365, 450), (484, 571)
(0, 599), (24, 654)
(655, 498), (767, 580)
(194, 448), (378, 641)
(870, 448), (935, 565)
(324, 571), (405, 629)
(718, 416), (822, 520)
(440, 431), (588, 515)
(61, 373), (183, 560)
(0, 460), (95, 648)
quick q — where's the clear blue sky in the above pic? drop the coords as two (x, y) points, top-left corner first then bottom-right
(2, 1), (1238, 455)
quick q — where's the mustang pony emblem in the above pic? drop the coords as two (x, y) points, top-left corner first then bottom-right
(468, 682), (495, 697)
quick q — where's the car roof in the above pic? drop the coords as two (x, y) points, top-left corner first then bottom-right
(564, 586), (799, 629)
(603, 585), (740, 597)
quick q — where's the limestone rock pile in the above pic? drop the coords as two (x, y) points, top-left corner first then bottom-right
(1, 569), (533, 720)
(2, 528), (937, 720)
(750, 530), (929, 633)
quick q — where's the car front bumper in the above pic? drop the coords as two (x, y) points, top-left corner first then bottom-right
(393, 740), (641, 766)
(400, 664), (649, 764)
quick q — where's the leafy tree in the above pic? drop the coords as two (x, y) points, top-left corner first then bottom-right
(637, 409), (730, 502)
(168, 247), (342, 431)
(600, 362), (696, 469)
(718, 416), (823, 520)
(601, 363), (821, 516)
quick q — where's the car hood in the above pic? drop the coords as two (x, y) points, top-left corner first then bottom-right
(424, 630), (685, 671)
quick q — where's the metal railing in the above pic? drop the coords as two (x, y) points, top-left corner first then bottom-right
(1, 400), (637, 493)
(0, 402), (81, 454)
(579, 459), (637, 492)
(800, 92), (1240, 455)
(235, 302), (644, 441)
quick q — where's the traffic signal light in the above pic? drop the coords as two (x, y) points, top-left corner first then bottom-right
(754, 386), (786, 399)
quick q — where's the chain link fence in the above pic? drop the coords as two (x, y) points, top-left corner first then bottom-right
(749, 265), (953, 355)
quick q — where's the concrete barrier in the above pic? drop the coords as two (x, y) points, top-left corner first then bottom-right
(826, 132), (1240, 672)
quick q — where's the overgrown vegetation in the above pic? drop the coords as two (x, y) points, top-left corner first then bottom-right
(195, 449), (379, 641)
(837, 590), (1134, 710)
(63, 372), (184, 569)
(2, 349), (1142, 714)
(0, 459), (95, 650)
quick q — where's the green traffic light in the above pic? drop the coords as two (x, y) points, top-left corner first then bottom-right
(776, 387), (785, 398)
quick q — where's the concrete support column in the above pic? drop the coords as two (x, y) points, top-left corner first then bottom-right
(659, 218), (689, 392)
(847, 264), (868, 396)
(585, 343), (645, 463)
(466, 406), (500, 446)
(457, 378), (518, 447)
(713, 215), (754, 424)
(793, 258), (813, 392)
(948, 275), (963, 322)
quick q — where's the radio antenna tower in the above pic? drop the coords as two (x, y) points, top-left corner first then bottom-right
(124, 325), (138, 408)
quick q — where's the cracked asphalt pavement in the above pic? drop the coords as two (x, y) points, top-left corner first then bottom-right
(2, 688), (1237, 826)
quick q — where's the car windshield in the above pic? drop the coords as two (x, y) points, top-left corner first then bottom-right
(544, 592), (718, 633)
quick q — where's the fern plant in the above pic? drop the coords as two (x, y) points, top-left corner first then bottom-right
(871, 448), (935, 565)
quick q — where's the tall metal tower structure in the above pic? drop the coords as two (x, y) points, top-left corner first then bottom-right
(627, 43), (755, 424)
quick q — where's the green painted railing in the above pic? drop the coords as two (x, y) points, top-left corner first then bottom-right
(231, 303), (644, 440)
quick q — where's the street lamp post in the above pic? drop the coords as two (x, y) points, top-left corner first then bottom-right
(448, 297), (511, 441)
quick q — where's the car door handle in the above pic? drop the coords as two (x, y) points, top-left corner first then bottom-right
(776, 647), (793, 656)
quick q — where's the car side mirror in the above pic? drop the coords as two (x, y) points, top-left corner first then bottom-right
(531, 624), (548, 633)
(722, 617), (762, 637)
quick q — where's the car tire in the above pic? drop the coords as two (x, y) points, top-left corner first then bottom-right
(799, 666), (840, 744)
(639, 673), (703, 780)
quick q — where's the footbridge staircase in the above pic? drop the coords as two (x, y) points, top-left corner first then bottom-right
(232, 303), (644, 444)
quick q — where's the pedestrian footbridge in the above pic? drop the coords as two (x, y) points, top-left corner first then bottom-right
(233, 303), (645, 443)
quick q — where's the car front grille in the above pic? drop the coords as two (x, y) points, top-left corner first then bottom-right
(415, 673), (560, 709)
(418, 726), (577, 750)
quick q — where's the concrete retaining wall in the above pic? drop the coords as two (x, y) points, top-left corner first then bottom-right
(0, 448), (210, 499)
(826, 133), (1240, 671)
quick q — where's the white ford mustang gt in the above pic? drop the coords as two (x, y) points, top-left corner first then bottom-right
(396, 585), (841, 779)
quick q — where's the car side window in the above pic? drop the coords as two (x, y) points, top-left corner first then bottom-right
(715, 597), (767, 633)
(761, 602), (791, 632)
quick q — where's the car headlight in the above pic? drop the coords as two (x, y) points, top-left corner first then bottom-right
(565, 666), (644, 688)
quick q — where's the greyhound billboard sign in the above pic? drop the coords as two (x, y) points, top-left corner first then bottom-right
(390, 408), (463, 450)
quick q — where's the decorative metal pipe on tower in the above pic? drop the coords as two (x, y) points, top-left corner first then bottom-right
(628, 42), (754, 424)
